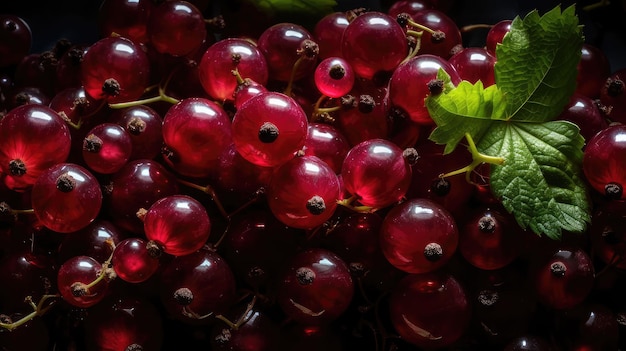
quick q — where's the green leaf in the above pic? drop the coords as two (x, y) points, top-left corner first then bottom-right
(424, 5), (589, 238)
(495, 5), (583, 122)
(427, 77), (507, 154)
(478, 121), (590, 239)
(250, 0), (337, 19)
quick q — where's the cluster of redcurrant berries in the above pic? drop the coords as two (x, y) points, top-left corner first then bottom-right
(1, 0), (626, 350)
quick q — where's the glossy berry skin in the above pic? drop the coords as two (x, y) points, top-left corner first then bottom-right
(214, 143), (274, 208)
(341, 12), (407, 80)
(159, 248), (237, 321)
(267, 155), (341, 229)
(107, 159), (180, 234)
(112, 237), (159, 283)
(198, 38), (269, 102)
(144, 195), (211, 257)
(162, 97), (232, 178)
(233, 78), (269, 110)
(0, 251), (56, 314)
(409, 9), (462, 59)
(82, 123), (133, 174)
(459, 206), (521, 270)
(81, 35), (150, 103)
(257, 23), (317, 82)
(111, 105), (164, 161)
(276, 248), (353, 326)
(97, 0), (152, 44)
(31, 163), (102, 233)
(556, 92), (608, 143)
(57, 219), (123, 263)
(57, 255), (108, 308)
(148, 0), (206, 57)
(303, 123), (350, 174)
(232, 91), (308, 167)
(314, 57), (355, 98)
(336, 78), (391, 146)
(448, 47), (496, 86)
(387, 0), (433, 19)
(0, 104), (71, 191)
(533, 247), (595, 310)
(209, 307), (281, 351)
(85, 296), (163, 351)
(405, 138), (474, 218)
(313, 12), (349, 60)
(576, 43), (611, 99)
(380, 198), (458, 273)
(388, 54), (462, 124)
(389, 272), (471, 349)
(341, 138), (412, 208)
(485, 19), (512, 55)
(583, 124), (626, 199)
(0, 15), (31, 67)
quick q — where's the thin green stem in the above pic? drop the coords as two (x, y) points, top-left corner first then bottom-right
(440, 133), (505, 183)
(336, 197), (377, 213)
(0, 295), (59, 331)
(176, 179), (229, 219)
(460, 23), (494, 33)
(583, 0), (610, 11)
(402, 30), (423, 64)
(284, 56), (305, 97)
(406, 19), (437, 35)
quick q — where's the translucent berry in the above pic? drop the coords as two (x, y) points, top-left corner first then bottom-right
(31, 163), (102, 233)
(232, 91), (308, 167)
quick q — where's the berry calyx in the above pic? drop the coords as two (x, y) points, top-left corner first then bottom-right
(55, 173), (76, 192)
(83, 134), (103, 153)
(102, 78), (121, 97)
(478, 215), (497, 233)
(8, 159), (26, 176)
(173, 287), (194, 306)
(550, 261), (567, 277)
(258, 122), (279, 143)
(126, 117), (147, 135)
(605, 182), (623, 200)
(329, 64), (346, 80)
(427, 79), (445, 96)
(358, 94), (375, 113)
(295, 267), (316, 285)
(424, 242), (444, 262)
(606, 77), (624, 97)
(146, 240), (164, 259)
(306, 195), (326, 215)
(402, 147), (420, 165)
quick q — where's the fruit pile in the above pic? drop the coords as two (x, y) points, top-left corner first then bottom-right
(1, 0), (626, 350)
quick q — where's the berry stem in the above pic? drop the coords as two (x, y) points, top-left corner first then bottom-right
(284, 56), (306, 97)
(71, 238), (117, 294)
(583, 0), (610, 11)
(0, 294), (59, 331)
(336, 196), (377, 213)
(439, 133), (505, 183)
(214, 295), (258, 330)
(405, 19), (438, 36)
(402, 30), (423, 64)
(109, 65), (180, 109)
(460, 23), (494, 33)
(175, 178), (229, 219)
(231, 68), (245, 85)
(311, 94), (342, 122)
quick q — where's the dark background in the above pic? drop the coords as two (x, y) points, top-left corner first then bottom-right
(1, 0), (625, 71)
